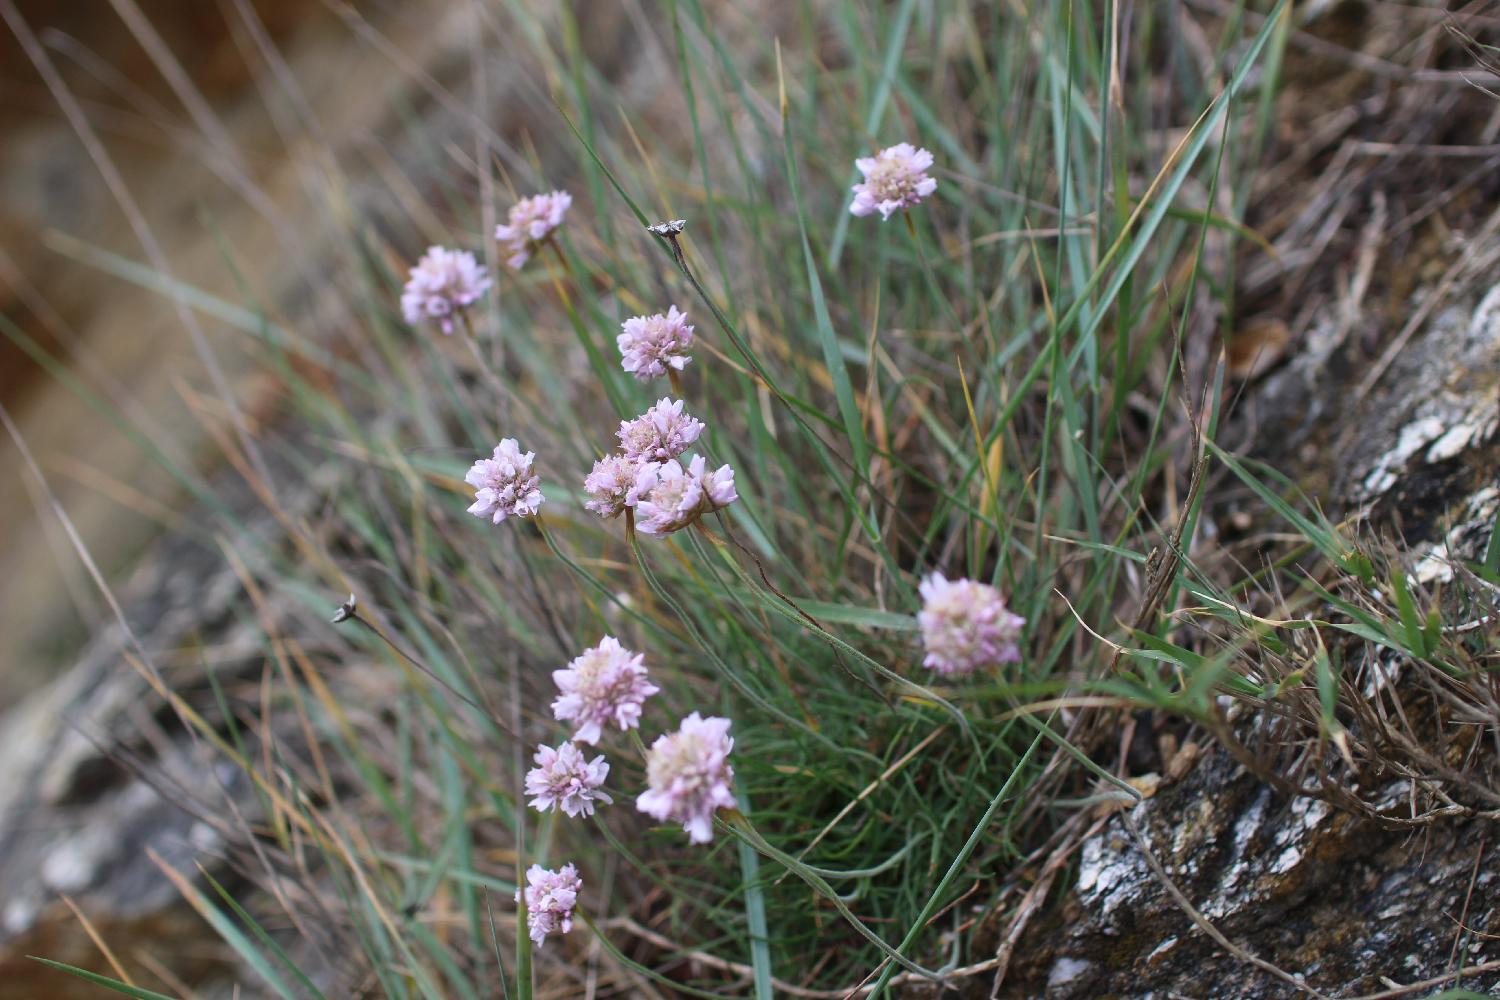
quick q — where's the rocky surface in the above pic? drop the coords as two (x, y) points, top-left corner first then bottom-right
(0, 443), (329, 999)
(1002, 210), (1500, 1000)
(1010, 756), (1497, 998)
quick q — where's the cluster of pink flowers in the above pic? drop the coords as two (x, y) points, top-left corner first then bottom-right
(400, 245), (490, 334)
(617, 398), (704, 462)
(618, 305), (694, 381)
(582, 453), (645, 519)
(917, 572), (1026, 676)
(581, 397), (737, 535)
(634, 456), (738, 536)
(400, 190), (573, 336)
(400, 146), (961, 953)
(516, 632), (738, 947)
(637, 712), (737, 844)
(524, 742), (612, 818)
(850, 143), (938, 220)
(517, 863), (581, 947)
(552, 636), (659, 744)
(496, 190), (572, 270)
(465, 438), (543, 524)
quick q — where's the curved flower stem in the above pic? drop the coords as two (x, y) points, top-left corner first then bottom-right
(576, 911), (738, 999)
(541, 241), (582, 326)
(511, 518), (576, 659)
(513, 699), (532, 1000)
(665, 232), (913, 600)
(902, 211), (964, 335)
(338, 604), (503, 728)
(544, 234), (579, 284)
(533, 516), (644, 626)
(544, 236), (632, 416)
(456, 309), (509, 399)
(864, 723), (1047, 997)
(694, 520), (884, 701)
(627, 728), (648, 762)
(706, 516), (977, 751)
(627, 531), (847, 756)
(718, 809), (943, 983)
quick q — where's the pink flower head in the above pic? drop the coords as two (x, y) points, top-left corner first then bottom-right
(516, 863), (581, 947)
(636, 712), (736, 844)
(465, 438), (543, 523)
(616, 398), (704, 463)
(400, 245), (490, 334)
(917, 573), (1025, 676)
(633, 455), (737, 536)
(617, 305), (694, 381)
(551, 636), (659, 745)
(525, 742), (613, 818)
(495, 191), (572, 270)
(583, 453), (647, 519)
(849, 143), (937, 220)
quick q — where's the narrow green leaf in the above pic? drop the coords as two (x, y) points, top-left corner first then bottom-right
(1391, 570), (1426, 657)
(27, 959), (179, 1000)
(201, 868), (329, 1000)
(735, 788), (774, 1000)
(780, 84), (871, 478)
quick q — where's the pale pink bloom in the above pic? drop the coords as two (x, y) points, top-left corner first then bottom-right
(583, 453), (648, 519)
(465, 438), (543, 523)
(552, 636), (660, 745)
(633, 455), (737, 536)
(495, 191), (572, 270)
(849, 143), (938, 220)
(917, 573), (1025, 676)
(617, 305), (694, 381)
(525, 742), (613, 818)
(636, 712), (736, 844)
(400, 246), (490, 334)
(516, 863), (581, 947)
(616, 398), (704, 463)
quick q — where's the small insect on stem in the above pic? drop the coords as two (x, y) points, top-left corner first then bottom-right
(331, 592), (358, 623)
(646, 218), (687, 269)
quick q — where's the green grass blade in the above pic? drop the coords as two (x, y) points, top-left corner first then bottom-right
(27, 960), (178, 1000)
(734, 788), (774, 1000)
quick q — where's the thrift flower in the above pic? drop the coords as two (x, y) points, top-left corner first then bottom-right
(465, 438), (543, 523)
(636, 712), (736, 844)
(525, 742), (613, 818)
(583, 453), (647, 519)
(617, 398), (704, 462)
(517, 863), (581, 947)
(849, 143), (937, 220)
(495, 190), (572, 269)
(917, 573), (1025, 676)
(633, 455), (737, 537)
(400, 245), (490, 334)
(617, 305), (695, 381)
(552, 636), (660, 745)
